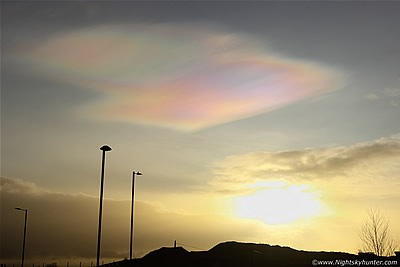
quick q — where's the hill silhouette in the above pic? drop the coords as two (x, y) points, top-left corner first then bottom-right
(104, 241), (400, 267)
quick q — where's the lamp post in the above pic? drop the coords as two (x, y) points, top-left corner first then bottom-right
(97, 145), (112, 267)
(15, 207), (28, 267)
(130, 171), (142, 260)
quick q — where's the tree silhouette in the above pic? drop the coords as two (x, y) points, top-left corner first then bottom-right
(359, 208), (397, 256)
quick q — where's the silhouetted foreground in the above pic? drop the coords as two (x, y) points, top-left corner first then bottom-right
(104, 242), (400, 267)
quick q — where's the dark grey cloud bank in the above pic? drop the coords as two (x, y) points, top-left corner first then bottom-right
(0, 177), (262, 261)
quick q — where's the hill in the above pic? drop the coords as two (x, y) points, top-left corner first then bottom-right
(105, 241), (399, 267)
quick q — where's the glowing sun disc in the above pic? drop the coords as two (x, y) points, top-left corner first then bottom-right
(235, 184), (322, 224)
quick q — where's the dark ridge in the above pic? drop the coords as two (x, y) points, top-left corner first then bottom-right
(103, 241), (400, 267)
(142, 247), (189, 262)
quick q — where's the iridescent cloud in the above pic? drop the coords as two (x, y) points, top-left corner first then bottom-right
(13, 24), (343, 130)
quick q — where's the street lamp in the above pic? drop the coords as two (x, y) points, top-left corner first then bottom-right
(15, 207), (28, 267)
(130, 171), (142, 260)
(97, 145), (112, 267)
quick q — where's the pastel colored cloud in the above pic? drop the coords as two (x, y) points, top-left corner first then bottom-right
(13, 24), (343, 130)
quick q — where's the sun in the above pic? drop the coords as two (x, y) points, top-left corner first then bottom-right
(235, 183), (322, 224)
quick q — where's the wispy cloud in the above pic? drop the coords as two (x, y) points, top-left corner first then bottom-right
(211, 135), (400, 189)
(10, 24), (343, 130)
(366, 93), (378, 100)
(384, 88), (400, 107)
(384, 88), (400, 97)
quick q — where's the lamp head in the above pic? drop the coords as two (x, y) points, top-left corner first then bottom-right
(100, 145), (112, 151)
(133, 171), (143, 176)
(15, 207), (27, 211)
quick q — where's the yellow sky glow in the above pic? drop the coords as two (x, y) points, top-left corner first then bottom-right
(234, 183), (323, 225)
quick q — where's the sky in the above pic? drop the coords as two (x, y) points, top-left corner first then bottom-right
(1, 0), (400, 264)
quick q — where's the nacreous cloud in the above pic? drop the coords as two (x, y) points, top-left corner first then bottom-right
(13, 24), (343, 130)
(212, 135), (400, 188)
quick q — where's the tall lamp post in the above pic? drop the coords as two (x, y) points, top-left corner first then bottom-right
(130, 171), (142, 260)
(97, 145), (112, 267)
(15, 207), (28, 267)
